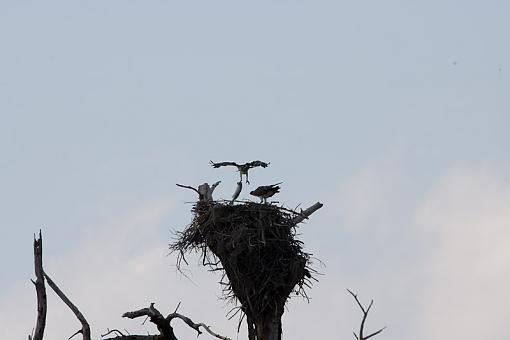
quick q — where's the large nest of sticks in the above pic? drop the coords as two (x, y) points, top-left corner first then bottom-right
(170, 201), (316, 323)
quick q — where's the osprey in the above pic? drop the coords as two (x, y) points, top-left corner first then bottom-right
(210, 160), (269, 184)
(250, 182), (282, 204)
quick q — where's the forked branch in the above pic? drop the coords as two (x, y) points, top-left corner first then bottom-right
(347, 289), (386, 340)
(30, 231), (91, 340)
(123, 303), (231, 340)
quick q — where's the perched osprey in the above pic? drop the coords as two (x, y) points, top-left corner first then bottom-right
(250, 182), (282, 204)
(210, 160), (269, 184)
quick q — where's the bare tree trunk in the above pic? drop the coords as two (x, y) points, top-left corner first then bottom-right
(255, 317), (281, 340)
(31, 231), (46, 340)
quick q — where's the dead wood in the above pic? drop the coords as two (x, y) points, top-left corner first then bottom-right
(176, 181), (221, 202)
(31, 230), (47, 340)
(347, 290), (386, 340)
(123, 303), (177, 340)
(121, 303), (231, 340)
(28, 232), (230, 340)
(291, 202), (323, 225)
(43, 271), (91, 340)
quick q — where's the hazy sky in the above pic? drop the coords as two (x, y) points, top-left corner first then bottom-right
(1, 1), (510, 339)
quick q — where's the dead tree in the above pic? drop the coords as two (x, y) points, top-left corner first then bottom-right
(30, 231), (90, 340)
(30, 231), (46, 340)
(29, 232), (230, 340)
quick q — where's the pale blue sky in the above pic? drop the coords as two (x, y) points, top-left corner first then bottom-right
(1, 1), (510, 339)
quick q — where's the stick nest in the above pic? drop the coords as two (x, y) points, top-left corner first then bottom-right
(170, 201), (316, 322)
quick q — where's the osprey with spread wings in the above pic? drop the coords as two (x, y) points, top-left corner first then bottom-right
(209, 160), (269, 184)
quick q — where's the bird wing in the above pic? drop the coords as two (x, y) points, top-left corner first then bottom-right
(250, 183), (281, 196)
(210, 161), (239, 168)
(250, 186), (266, 196)
(247, 160), (270, 168)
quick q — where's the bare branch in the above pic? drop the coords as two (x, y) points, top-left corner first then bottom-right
(166, 312), (232, 340)
(44, 271), (91, 340)
(68, 329), (82, 340)
(195, 322), (231, 340)
(347, 289), (366, 314)
(176, 184), (200, 195)
(100, 329), (126, 337)
(347, 289), (386, 340)
(102, 336), (154, 340)
(173, 301), (181, 314)
(364, 327), (387, 340)
(123, 303), (177, 340)
(178, 182), (221, 202)
(291, 202), (323, 224)
(123, 303), (231, 340)
(31, 230), (46, 340)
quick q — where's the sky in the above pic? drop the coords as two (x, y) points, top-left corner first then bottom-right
(1, 1), (509, 339)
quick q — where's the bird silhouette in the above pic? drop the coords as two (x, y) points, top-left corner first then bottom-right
(250, 182), (282, 203)
(210, 160), (269, 184)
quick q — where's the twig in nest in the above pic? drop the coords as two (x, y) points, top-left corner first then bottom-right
(347, 289), (386, 340)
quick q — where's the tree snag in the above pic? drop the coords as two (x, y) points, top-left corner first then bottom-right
(31, 230), (47, 340)
(29, 232), (230, 340)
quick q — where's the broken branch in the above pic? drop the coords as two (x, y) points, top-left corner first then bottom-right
(166, 312), (231, 340)
(176, 184), (200, 195)
(31, 230), (47, 340)
(100, 329), (126, 337)
(291, 202), (323, 224)
(123, 303), (177, 340)
(178, 182), (221, 202)
(44, 271), (91, 340)
(123, 303), (231, 340)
